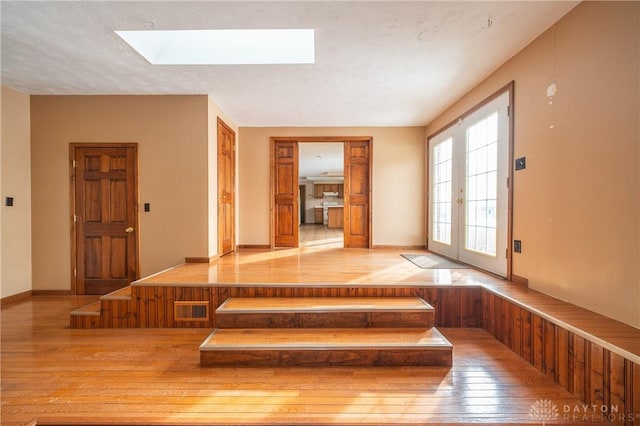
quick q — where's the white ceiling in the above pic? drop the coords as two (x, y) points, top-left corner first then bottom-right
(1, 1), (578, 127)
(299, 142), (344, 178)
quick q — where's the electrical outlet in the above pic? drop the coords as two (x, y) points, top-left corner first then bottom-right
(514, 240), (522, 253)
(144, 203), (150, 212)
(5, 197), (14, 207)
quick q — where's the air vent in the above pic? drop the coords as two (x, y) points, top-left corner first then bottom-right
(174, 301), (210, 322)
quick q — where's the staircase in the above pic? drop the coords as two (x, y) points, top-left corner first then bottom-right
(199, 297), (452, 367)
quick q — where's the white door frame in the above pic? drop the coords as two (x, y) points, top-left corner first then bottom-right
(427, 82), (514, 279)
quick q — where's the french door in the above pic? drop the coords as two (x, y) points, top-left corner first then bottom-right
(428, 91), (510, 277)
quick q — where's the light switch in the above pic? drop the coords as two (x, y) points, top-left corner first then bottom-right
(515, 157), (526, 171)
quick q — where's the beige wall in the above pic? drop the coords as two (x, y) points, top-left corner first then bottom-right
(30, 95), (210, 291)
(1, 86), (32, 298)
(238, 127), (426, 246)
(426, 2), (640, 328)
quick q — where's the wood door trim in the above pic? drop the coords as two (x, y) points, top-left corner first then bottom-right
(69, 143), (140, 294)
(270, 136), (372, 249)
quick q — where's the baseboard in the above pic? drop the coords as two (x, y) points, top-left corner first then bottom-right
(1, 290), (32, 306)
(511, 274), (529, 287)
(237, 244), (271, 249)
(31, 290), (73, 296)
(185, 256), (215, 264)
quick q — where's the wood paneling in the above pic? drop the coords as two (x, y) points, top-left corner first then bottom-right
(480, 289), (640, 421)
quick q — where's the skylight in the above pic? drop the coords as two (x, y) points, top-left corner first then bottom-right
(115, 29), (315, 65)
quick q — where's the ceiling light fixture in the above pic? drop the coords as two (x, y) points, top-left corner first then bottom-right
(115, 29), (315, 65)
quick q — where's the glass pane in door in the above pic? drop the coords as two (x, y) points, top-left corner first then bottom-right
(465, 112), (498, 256)
(432, 137), (453, 245)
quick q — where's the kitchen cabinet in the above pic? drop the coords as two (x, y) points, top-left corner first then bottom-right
(313, 184), (324, 199)
(327, 206), (344, 228)
(313, 183), (344, 198)
(314, 207), (323, 224)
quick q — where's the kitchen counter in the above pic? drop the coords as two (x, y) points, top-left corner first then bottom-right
(327, 206), (344, 228)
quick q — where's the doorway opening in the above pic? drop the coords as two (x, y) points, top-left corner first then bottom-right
(299, 142), (344, 247)
(271, 137), (372, 249)
(427, 83), (514, 278)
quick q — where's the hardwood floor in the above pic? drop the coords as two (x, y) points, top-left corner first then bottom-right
(1, 295), (595, 425)
(299, 224), (343, 247)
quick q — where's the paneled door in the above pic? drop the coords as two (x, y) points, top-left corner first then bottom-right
(344, 140), (371, 248)
(428, 90), (510, 277)
(272, 140), (299, 247)
(217, 118), (236, 256)
(72, 144), (138, 295)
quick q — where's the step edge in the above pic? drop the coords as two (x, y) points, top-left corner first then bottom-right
(199, 328), (453, 351)
(217, 307), (434, 314)
(70, 301), (101, 316)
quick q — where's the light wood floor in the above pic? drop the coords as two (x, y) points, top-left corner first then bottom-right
(299, 224), (343, 247)
(1, 296), (593, 425)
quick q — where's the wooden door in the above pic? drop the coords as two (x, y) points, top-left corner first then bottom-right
(217, 118), (236, 256)
(344, 140), (371, 248)
(272, 141), (299, 247)
(72, 145), (138, 295)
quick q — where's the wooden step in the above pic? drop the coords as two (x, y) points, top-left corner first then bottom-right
(70, 301), (102, 329)
(200, 327), (452, 367)
(100, 285), (132, 301)
(215, 297), (434, 328)
(70, 300), (101, 316)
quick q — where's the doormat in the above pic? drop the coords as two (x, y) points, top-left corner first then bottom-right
(400, 253), (466, 269)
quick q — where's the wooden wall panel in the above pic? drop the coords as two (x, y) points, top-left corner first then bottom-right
(501, 298), (512, 349)
(543, 320), (556, 380)
(570, 333), (587, 402)
(631, 362), (640, 424)
(556, 327), (570, 390)
(460, 286), (483, 327)
(532, 314), (544, 371)
(521, 307), (532, 364)
(439, 288), (460, 327)
(608, 352), (626, 419)
(589, 342), (605, 408)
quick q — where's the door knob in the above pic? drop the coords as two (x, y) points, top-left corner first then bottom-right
(125, 227), (134, 233)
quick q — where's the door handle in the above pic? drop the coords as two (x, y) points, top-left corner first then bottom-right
(125, 227), (134, 233)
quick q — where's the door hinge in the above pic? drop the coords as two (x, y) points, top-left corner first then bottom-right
(72, 160), (76, 168)
(73, 214), (78, 223)
(507, 105), (510, 117)
(506, 177), (509, 188)
(74, 268), (77, 277)
(506, 249), (508, 258)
